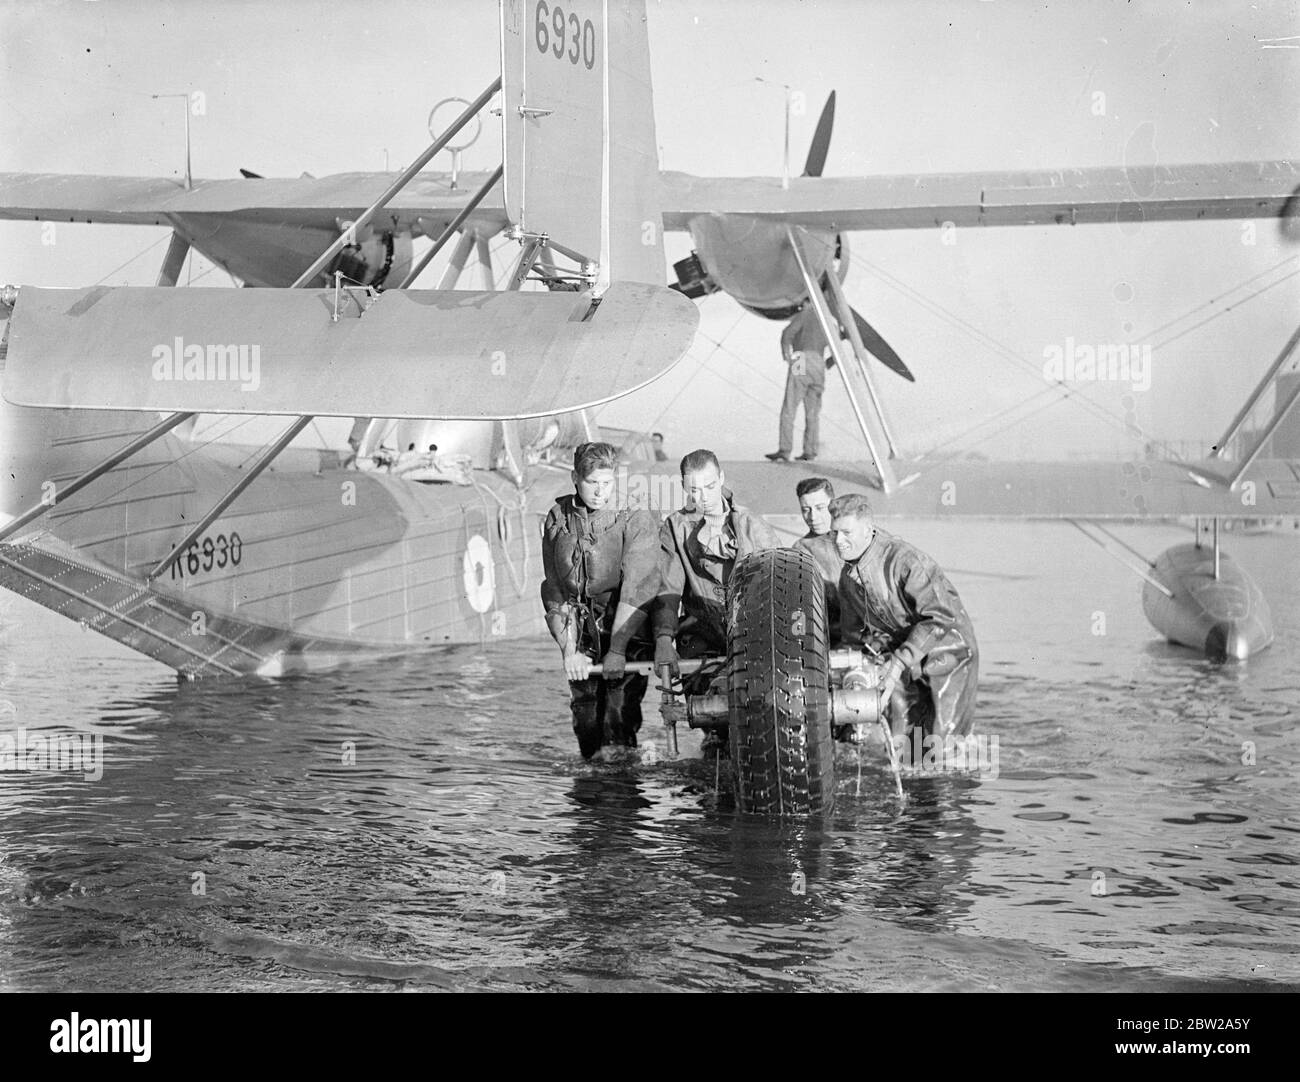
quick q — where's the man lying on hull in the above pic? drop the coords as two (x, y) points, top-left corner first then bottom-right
(541, 441), (659, 759)
(829, 493), (979, 756)
(652, 449), (780, 697)
(791, 476), (843, 642)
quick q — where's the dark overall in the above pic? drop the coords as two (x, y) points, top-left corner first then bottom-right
(653, 491), (782, 696)
(838, 528), (979, 747)
(541, 496), (658, 758)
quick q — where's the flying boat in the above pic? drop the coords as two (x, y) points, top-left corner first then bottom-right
(0, 0), (1297, 691)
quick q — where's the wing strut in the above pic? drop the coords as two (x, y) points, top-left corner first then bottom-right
(398, 163), (504, 288)
(290, 76), (502, 289)
(1193, 321), (1300, 490)
(151, 83), (506, 561)
(822, 259), (900, 457)
(474, 232), (494, 289)
(1067, 520), (1174, 598)
(435, 229), (478, 289)
(786, 225), (897, 494)
(0, 411), (196, 543)
(146, 416), (313, 582)
(156, 230), (191, 287)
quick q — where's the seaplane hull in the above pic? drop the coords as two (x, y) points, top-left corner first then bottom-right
(0, 401), (562, 678)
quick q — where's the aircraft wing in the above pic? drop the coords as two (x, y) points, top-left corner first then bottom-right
(1, 282), (697, 419)
(7, 159), (1296, 238)
(0, 171), (510, 236)
(659, 160), (1300, 231)
(645, 458), (1300, 521)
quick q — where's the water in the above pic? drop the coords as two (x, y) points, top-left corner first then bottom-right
(1, 522), (1297, 991)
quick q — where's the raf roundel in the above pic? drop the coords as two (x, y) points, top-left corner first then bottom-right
(462, 534), (496, 613)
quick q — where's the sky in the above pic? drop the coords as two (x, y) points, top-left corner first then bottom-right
(1, 0), (1298, 463)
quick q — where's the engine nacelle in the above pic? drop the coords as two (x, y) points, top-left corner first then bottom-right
(683, 213), (848, 320)
(325, 232), (413, 290)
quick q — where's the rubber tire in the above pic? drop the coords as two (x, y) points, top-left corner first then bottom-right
(726, 547), (835, 815)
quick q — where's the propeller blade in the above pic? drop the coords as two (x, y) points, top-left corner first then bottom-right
(850, 307), (914, 382)
(801, 91), (836, 178)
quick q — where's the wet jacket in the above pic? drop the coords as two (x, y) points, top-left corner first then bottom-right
(541, 495), (659, 654)
(838, 527), (979, 735)
(653, 489), (780, 644)
(793, 531), (843, 641)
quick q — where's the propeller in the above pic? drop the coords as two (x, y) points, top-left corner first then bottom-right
(847, 307), (914, 382)
(801, 92), (915, 382)
(802, 91), (836, 178)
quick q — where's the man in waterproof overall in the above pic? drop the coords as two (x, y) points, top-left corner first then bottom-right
(791, 476), (843, 643)
(829, 493), (979, 755)
(652, 449), (781, 686)
(541, 442), (659, 759)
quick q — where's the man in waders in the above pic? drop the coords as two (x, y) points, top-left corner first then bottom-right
(541, 442), (659, 759)
(791, 476), (843, 643)
(653, 450), (780, 751)
(829, 493), (979, 757)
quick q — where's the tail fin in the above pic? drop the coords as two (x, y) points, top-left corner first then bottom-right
(499, 0), (664, 288)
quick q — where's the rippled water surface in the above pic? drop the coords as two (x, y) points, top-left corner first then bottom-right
(1, 522), (1297, 991)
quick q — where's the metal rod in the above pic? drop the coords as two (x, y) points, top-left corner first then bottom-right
(435, 229), (478, 289)
(1213, 516), (1221, 581)
(540, 237), (596, 269)
(0, 412), (196, 543)
(782, 87), (791, 191)
(291, 76), (502, 289)
(583, 658), (709, 677)
(156, 230), (191, 286)
(398, 164), (504, 288)
(787, 225), (896, 493)
(1211, 322), (1300, 459)
(1228, 376), (1300, 488)
(662, 705), (679, 759)
(507, 237), (544, 290)
(147, 416), (312, 581)
(1067, 519), (1174, 598)
(475, 233), (494, 289)
(823, 258), (899, 457)
(151, 94), (193, 191)
(1089, 520), (1158, 569)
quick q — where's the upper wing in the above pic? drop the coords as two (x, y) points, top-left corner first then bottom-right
(0, 170), (509, 236)
(9, 159), (1297, 238)
(660, 160), (1300, 231)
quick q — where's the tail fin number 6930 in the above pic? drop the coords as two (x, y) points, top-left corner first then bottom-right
(535, 2), (596, 70)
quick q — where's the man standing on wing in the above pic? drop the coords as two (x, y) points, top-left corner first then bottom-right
(653, 449), (780, 682)
(791, 476), (843, 642)
(829, 493), (979, 752)
(767, 305), (833, 463)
